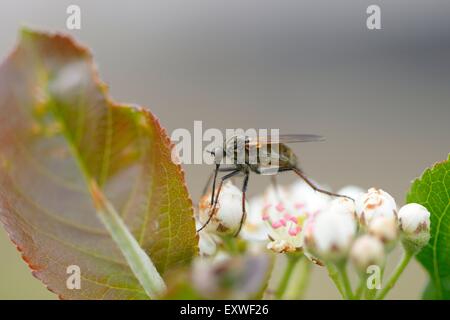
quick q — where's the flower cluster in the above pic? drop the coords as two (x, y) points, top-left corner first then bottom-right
(246, 181), (331, 254)
(196, 181), (431, 269)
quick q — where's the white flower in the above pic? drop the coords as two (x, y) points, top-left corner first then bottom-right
(326, 185), (365, 221)
(301, 216), (323, 265)
(198, 230), (220, 256)
(350, 235), (385, 273)
(368, 216), (398, 251)
(356, 188), (397, 226)
(241, 196), (269, 242)
(247, 181), (362, 256)
(198, 181), (248, 235)
(304, 204), (357, 262)
(263, 180), (332, 254)
(196, 220), (221, 256)
(263, 186), (305, 253)
(267, 239), (298, 253)
(398, 203), (431, 252)
(290, 180), (331, 216)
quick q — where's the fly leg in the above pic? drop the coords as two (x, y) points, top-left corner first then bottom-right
(202, 165), (239, 202)
(197, 169), (242, 233)
(291, 167), (354, 201)
(210, 164), (220, 205)
(234, 172), (249, 237)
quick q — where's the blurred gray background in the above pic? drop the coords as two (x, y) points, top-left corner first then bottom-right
(0, 0), (449, 299)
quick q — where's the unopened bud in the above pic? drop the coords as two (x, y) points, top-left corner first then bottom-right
(350, 235), (385, 274)
(398, 203), (431, 253)
(356, 188), (397, 226)
(199, 181), (247, 235)
(304, 206), (356, 262)
(329, 197), (357, 220)
(368, 216), (398, 251)
(337, 185), (365, 200)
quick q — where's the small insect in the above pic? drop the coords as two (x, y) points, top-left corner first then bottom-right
(197, 134), (353, 236)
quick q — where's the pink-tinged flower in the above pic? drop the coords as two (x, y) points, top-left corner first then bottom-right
(242, 181), (363, 255)
(356, 188), (397, 226)
(301, 215), (324, 265)
(350, 235), (385, 273)
(290, 181), (331, 218)
(263, 186), (306, 253)
(198, 181), (248, 235)
(397, 203), (431, 252)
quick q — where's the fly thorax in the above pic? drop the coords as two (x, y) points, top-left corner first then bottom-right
(226, 135), (247, 165)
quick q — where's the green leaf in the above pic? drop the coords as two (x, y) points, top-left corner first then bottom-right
(0, 29), (198, 299)
(406, 154), (450, 300)
(422, 279), (439, 300)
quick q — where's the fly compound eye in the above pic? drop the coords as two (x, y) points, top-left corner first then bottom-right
(213, 147), (224, 164)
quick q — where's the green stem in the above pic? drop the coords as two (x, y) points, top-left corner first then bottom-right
(275, 255), (298, 299)
(376, 251), (413, 300)
(90, 181), (166, 299)
(326, 263), (345, 299)
(365, 266), (384, 300)
(355, 277), (366, 300)
(366, 290), (376, 300)
(222, 235), (239, 255)
(337, 264), (354, 300)
(283, 256), (311, 299)
(293, 258), (311, 299)
(256, 254), (276, 300)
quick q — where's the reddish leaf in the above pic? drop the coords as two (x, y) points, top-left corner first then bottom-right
(0, 29), (198, 299)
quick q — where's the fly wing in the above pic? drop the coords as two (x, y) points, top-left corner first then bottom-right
(246, 134), (324, 146)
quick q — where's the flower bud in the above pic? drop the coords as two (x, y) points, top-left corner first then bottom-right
(356, 188), (397, 226)
(368, 216), (399, 251)
(304, 206), (356, 262)
(337, 185), (365, 201)
(350, 235), (385, 274)
(199, 181), (248, 235)
(398, 203), (431, 253)
(329, 197), (357, 220)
